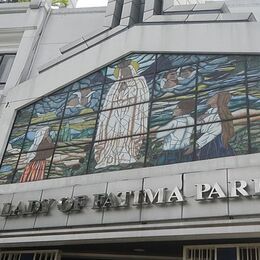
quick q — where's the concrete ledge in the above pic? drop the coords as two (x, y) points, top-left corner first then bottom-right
(164, 4), (195, 13)
(218, 12), (257, 22)
(164, 2), (229, 14)
(42, 25), (126, 73)
(186, 13), (220, 22)
(146, 14), (188, 23)
(193, 1), (229, 13)
(59, 37), (85, 54)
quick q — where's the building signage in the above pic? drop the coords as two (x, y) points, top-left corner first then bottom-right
(1, 179), (259, 218)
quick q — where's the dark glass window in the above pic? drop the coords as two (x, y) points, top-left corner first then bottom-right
(0, 54), (15, 88)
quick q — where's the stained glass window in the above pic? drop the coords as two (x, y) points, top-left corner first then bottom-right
(1, 53), (260, 184)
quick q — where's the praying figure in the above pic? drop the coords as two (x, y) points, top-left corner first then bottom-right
(94, 60), (150, 169)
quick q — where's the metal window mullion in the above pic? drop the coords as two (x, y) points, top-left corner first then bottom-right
(86, 66), (108, 174)
(10, 101), (36, 183)
(45, 91), (70, 180)
(192, 61), (200, 162)
(245, 56), (251, 155)
(144, 53), (157, 167)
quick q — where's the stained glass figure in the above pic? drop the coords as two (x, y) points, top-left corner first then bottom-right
(101, 74), (153, 110)
(197, 85), (247, 122)
(31, 93), (67, 124)
(0, 154), (19, 184)
(197, 56), (246, 92)
(194, 120), (236, 160)
(23, 121), (59, 152)
(153, 66), (197, 99)
(147, 126), (195, 166)
(64, 86), (102, 117)
(95, 103), (149, 141)
(150, 95), (195, 132)
(247, 56), (260, 82)
(96, 58), (151, 140)
(48, 143), (91, 179)
(106, 54), (156, 82)
(90, 135), (146, 172)
(57, 114), (97, 146)
(14, 104), (33, 127)
(14, 150), (54, 183)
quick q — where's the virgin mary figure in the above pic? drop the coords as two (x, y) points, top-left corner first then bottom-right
(94, 60), (150, 169)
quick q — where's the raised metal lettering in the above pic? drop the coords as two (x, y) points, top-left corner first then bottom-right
(143, 188), (167, 204)
(208, 183), (227, 199)
(196, 184), (211, 200)
(167, 187), (185, 203)
(230, 180), (250, 198)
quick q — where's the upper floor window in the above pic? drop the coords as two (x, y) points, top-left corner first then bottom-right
(0, 54), (15, 89)
(1, 53), (260, 184)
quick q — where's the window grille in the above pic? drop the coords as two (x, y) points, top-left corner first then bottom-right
(239, 246), (260, 260)
(0, 250), (60, 260)
(185, 246), (215, 260)
(184, 244), (260, 260)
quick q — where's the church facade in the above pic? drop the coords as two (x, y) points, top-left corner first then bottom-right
(0, 0), (260, 259)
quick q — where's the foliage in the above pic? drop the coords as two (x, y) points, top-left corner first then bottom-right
(51, 0), (68, 7)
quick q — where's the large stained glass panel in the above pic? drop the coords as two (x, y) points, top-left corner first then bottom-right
(71, 69), (106, 90)
(90, 135), (146, 173)
(247, 56), (260, 82)
(150, 95), (195, 132)
(95, 103), (150, 141)
(64, 86), (102, 117)
(146, 126), (195, 166)
(0, 154), (19, 184)
(197, 84), (247, 122)
(153, 66), (197, 99)
(48, 143), (91, 179)
(13, 150), (54, 183)
(31, 93), (67, 124)
(2, 53), (260, 184)
(5, 126), (27, 156)
(197, 56), (246, 92)
(248, 81), (260, 116)
(22, 121), (60, 152)
(106, 54), (156, 82)
(57, 114), (97, 147)
(13, 104), (33, 127)
(250, 116), (260, 153)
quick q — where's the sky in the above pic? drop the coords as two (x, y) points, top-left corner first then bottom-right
(76, 0), (108, 7)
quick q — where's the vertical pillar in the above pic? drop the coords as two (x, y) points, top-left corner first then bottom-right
(103, 0), (124, 28)
(120, 0), (143, 26)
(143, 0), (163, 21)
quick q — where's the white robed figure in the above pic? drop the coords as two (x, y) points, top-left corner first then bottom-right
(94, 60), (150, 169)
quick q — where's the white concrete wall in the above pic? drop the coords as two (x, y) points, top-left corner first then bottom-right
(29, 7), (106, 78)
(1, 0), (260, 245)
